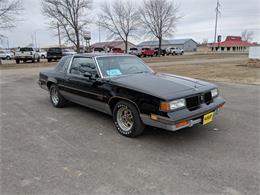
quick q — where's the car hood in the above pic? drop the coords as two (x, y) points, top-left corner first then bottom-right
(109, 73), (216, 100)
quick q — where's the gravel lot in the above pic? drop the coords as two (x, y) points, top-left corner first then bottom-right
(0, 65), (259, 195)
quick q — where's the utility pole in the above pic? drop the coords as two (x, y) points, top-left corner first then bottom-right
(214, 0), (221, 43)
(7, 37), (9, 49)
(31, 34), (34, 47)
(34, 32), (37, 49)
(57, 22), (61, 47)
(98, 22), (101, 43)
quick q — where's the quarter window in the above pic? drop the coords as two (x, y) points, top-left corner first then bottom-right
(55, 56), (71, 73)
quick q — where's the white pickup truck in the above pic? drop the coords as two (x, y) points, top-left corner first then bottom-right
(15, 47), (40, 64)
(166, 47), (184, 55)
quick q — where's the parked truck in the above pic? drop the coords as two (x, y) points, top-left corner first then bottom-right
(15, 47), (40, 64)
(141, 48), (155, 57)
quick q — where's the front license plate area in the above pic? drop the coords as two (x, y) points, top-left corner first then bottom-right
(203, 112), (214, 125)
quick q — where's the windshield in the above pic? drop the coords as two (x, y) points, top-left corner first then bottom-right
(96, 56), (153, 77)
(48, 48), (61, 52)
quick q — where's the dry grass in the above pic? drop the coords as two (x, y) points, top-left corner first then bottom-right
(152, 63), (260, 85)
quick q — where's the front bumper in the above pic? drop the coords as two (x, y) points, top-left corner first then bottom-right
(140, 97), (225, 131)
(15, 56), (33, 60)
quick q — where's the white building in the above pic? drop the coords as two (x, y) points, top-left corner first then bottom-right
(137, 39), (198, 52)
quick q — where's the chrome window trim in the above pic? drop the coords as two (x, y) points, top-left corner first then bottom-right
(66, 55), (103, 79)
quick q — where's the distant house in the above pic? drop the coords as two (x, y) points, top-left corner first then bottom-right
(91, 41), (136, 52)
(210, 36), (256, 52)
(137, 39), (198, 52)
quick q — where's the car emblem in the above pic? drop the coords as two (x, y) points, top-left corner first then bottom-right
(201, 95), (204, 101)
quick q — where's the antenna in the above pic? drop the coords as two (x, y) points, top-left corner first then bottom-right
(214, 0), (221, 43)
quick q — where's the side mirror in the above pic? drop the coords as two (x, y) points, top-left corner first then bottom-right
(83, 72), (92, 78)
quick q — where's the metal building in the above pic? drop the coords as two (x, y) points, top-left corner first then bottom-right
(137, 39), (198, 52)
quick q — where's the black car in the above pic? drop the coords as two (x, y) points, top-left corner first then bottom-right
(38, 54), (225, 137)
(47, 47), (63, 62)
(154, 48), (167, 56)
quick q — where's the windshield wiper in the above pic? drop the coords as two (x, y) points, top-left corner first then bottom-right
(135, 71), (149, 74)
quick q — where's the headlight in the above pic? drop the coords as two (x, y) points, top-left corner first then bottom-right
(160, 98), (186, 112)
(211, 88), (218, 98)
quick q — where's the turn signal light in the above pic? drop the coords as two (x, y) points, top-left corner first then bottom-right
(219, 104), (224, 109)
(160, 102), (171, 112)
(175, 121), (189, 128)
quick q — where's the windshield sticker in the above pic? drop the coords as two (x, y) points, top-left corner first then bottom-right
(106, 69), (122, 76)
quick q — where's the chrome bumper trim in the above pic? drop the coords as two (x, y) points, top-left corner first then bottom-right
(140, 109), (219, 132)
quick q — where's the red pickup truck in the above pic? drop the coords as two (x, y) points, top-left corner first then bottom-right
(141, 48), (155, 57)
(111, 48), (125, 53)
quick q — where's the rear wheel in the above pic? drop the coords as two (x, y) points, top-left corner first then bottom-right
(49, 84), (67, 108)
(16, 59), (20, 64)
(113, 101), (145, 137)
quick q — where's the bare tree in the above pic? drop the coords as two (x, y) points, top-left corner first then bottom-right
(0, 0), (22, 30)
(202, 38), (208, 46)
(99, 1), (139, 53)
(139, 0), (179, 55)
(42, 0), (92, 52)
(0, 0), (22, 64)
(241, 30), (254, 42)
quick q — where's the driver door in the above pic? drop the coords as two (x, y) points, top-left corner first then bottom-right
(62, 56), (110, 114)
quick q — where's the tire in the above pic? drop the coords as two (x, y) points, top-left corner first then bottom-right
(113, 101), (145, 137)
(32, 59), (35, 63)
(47, 58), (51, 62)
(16, 59), (20, 64)
(41, 55), (45, 59)
(6, 56), (11, 60)
(37, 58), (40, 62)
(49, 84), (67, 108)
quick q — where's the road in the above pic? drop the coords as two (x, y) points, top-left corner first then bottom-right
(1, 68), (259, 195)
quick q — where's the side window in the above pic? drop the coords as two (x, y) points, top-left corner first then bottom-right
(70, 57), (98, 77)
(55, 56), (71, 73)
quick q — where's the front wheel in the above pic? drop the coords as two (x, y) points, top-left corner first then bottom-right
(113, 101), (145, 137)
(49, 84), (67, 108)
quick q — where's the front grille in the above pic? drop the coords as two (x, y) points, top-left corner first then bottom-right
(185, 91), (213, 111)
(204, 92), (213, 105)
(186, 96), (200, 111)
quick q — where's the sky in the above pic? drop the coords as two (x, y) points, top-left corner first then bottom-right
(1, 0), (260, 48)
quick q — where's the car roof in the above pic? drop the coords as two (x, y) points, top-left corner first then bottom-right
(73, 53), (133, 58)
